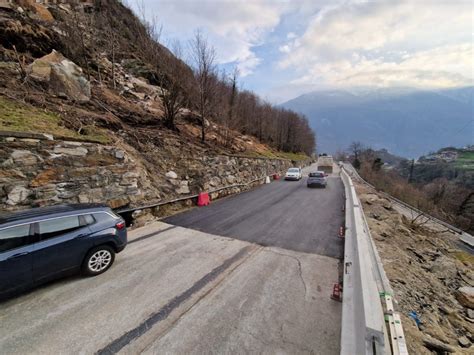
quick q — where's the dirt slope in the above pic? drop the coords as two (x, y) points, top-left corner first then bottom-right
(356, 183), (473, 353)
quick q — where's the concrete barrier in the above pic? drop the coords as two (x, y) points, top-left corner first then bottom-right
(340, 168), (408, 355)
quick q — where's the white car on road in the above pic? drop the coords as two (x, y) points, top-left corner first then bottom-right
(285, 167), (302, 181)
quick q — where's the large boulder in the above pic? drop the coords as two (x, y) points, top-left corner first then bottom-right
(28, 50), (91, 102)
(456, 286), (474, 309)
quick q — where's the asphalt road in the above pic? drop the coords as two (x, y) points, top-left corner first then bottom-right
(0, 164), (344, 354)
(166, 164), (345, 258)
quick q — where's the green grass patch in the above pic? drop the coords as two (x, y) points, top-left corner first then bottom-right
(452, 251), (474, 266)
(453, 151), (474, 170)
(248, 150), (309, 161)
(274, 151), (309, 161)
(458, 151), (474, 160)
(0, 96), (110, 143)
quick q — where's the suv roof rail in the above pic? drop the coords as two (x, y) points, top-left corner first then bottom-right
(0, 203), (108, 225)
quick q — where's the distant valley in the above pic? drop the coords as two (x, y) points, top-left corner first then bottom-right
(281, 87), (473, 158)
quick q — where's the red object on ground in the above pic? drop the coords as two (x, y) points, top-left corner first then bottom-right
(331, 283), (342, 302)
(339, 226), (345, 238)
(273, 174), (280, 180)
(197, 192), (210, 206)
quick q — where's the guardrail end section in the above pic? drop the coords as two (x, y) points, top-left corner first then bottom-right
(365, 328), (386, 355)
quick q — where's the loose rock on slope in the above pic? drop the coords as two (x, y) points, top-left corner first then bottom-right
(356, 185), (474, 354)
(27, 50), (91, 102)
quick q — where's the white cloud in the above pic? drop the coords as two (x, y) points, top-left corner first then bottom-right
(134, 0), (291, 76)
(279, 44), (291, 53)
(279, 1), (473, 88)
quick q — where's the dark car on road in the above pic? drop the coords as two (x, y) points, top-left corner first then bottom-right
(307, 171), (327, 188)
(0, 204), (127, 299)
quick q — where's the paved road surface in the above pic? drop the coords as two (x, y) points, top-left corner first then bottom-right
(0, 164), (344, 354)
(166, 164), (345, 258)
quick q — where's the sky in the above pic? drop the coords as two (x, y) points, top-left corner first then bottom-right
(129, 0), (473, 103)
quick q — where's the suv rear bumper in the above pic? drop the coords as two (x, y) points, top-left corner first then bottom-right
(307, 182), (326, 187)
(114, 229), (127, 253)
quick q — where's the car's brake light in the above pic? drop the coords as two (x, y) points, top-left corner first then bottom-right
(115, 221), (126, 230)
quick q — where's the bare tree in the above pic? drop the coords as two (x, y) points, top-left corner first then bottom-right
(223, 67), (239, 146)
(189, 30), (217, 143)
(158, 41), (189, 130)
(67, 7), (90, 80)
(349, 141), (364, 168)
(349, 141), (364, 160)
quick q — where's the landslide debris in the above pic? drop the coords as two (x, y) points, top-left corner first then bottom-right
(356, 183), (474, 354)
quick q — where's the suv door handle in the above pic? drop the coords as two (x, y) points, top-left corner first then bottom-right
(75, 234), (87, 239)
(8, 252), (29, 259)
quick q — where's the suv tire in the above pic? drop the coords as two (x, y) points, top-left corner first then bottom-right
(82, 245), (115, 276)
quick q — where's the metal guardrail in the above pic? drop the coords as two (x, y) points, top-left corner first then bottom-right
(342, 163), (474, 248)
(115, 174), (275, 215)
(115, 160), (314, 216)
(340, 167), (408, 355)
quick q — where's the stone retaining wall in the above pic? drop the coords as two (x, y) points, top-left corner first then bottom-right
(0, 135), (156, 210)
(0, 133), (298, 217)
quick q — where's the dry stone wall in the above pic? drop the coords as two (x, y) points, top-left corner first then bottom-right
(0, 132), (296, 215)
(0, 134), (157, 210)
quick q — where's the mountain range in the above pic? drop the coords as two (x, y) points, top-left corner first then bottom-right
(281, 86), (473, 158)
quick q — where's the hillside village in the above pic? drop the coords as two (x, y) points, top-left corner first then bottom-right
(419, 146), (474, 164)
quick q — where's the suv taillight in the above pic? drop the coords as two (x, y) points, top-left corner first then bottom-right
(115, 221), (126, 230)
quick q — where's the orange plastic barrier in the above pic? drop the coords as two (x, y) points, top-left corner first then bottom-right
(197, 192), (210, 206)
(331, 283), (342, 302)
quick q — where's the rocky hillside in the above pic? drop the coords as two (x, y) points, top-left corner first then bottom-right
(0, 0), (314, 154)
(357, 183), (473, 354)
(0, 0), (312, 219)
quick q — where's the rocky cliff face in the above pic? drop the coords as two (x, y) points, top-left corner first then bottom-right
(0, 132), (294, 223)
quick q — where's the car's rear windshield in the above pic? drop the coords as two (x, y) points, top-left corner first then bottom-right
(309, 172), (325, 177)
(288, 168), (299, 172)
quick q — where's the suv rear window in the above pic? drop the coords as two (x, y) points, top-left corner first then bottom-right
(39, 216), (82, 240)
(92, 212), (119, 223)
(81, 214), (95, 226)
(0, 224), (31, 252)
(309, 172), (325, 177)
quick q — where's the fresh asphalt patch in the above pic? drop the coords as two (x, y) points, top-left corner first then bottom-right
(165, 169), (345, 259)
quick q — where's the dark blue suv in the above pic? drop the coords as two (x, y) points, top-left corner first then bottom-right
(0, 204), (127, 299)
